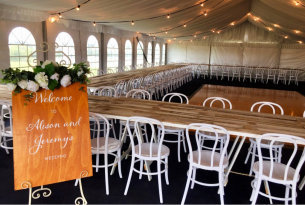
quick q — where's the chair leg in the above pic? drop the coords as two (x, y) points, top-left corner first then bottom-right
(139, 160), (143, 179)
(182, 131), (187, 153)
(264, 180), (272, 204)
(292, 184), (297, 205)
(177, 132), (181, 162)
(96, 153), (100, 172)
(181, 166), (193, 205)
(117, 149), (123, 178)
(111, 119), (117, 139)
(157, 160), (163, 203)
(218, 171), (225, 205)
(165, 157), (169, 185)
(191, 167), (196, 189)
(285, 184), (290, 205)
(251, 178), (262, 205)
(105, 154), (109, 195)
(124, 156), (135, 195)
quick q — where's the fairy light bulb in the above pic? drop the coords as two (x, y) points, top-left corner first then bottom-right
(167, 14), (170, 19)
(273, 24), (280, 28)
(201, 3), (204, 7)
(183, 24), (187, 28)
(194, 35), (197, 38)
(204, 11), (207, 16)
(58, 13), (62, 18)
(284, 35), (289, 39)
(298, 40), (303, 44)
(165, 31), (168, 34)
(93, 21), (96, 26)
(295, 30), (301, 34)
(131, 20), (135, 26)
(76, 5), (80, 11)
(230, 22), (235, 26)
(294, 1), (300, 6)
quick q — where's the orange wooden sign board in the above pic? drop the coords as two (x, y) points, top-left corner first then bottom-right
(12, 83), (93, 190)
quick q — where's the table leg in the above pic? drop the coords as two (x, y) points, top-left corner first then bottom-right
(228, 136), (240, 160)
(224, 136), (246, 186)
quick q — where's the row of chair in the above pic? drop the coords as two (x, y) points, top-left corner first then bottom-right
(191, 64), (302, 85)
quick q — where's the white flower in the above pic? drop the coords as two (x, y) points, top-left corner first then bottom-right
(35, 72), (49, 89)
(6, 83), (17, 91)
(50, 73), (59, 81)
(41, 60), (58, 68)
(60, 75), (71, 87)
(41, 60), (52, 68)
(27, 81), (39, 92)
(84, 61), (90, 67)
(17, 80), (28, 89)
(77, 69), (84, 76)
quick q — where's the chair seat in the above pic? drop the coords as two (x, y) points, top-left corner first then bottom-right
(253, 161), (298, 181)
(189, 150), (229, 168)
(135, 143), (170, 158)
(91, 137), (121, 153)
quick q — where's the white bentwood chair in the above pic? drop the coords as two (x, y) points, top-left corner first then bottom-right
(90, 113), (122, 195)
(181, 123), (230, 205)
(0, 102), (13, 154)
(124, 116), (170, 203)
(250, 133), (305, 205)
(202, 97), (232, 152)
(245, 102), (284, 175)
(158, 93), (188, 162)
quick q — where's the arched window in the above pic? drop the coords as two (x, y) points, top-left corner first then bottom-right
(107, 38), (119, 73)
(8, 27), (36, 71)
(55, 32), (75, 66)
(87, 35), (99, 76)
(125, 40), (132, 71)
(155, 43), (160, 66)
(137, 41), (144, 69)
(147, 42), (152, 67)
(162, 44), (166, 65)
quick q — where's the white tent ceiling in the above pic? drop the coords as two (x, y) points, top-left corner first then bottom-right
(0, 0), (304, 41)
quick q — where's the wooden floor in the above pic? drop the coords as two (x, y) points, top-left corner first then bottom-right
(189, 84), (305, 117)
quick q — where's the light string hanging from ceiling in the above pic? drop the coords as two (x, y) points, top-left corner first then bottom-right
(50, 0), (212, 24)
(168, 14), (248, 41)
(293, 0), (305, 7)
(50, 0), (91, 16)
(149, 0), (225, 35)
(249, 13), (304, 44)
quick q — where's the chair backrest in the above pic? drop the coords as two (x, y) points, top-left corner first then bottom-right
(0, 102), (13, 135)
(162, 93), (189, 104)
(126, 89), (151, 100)
(126, 116), (165, 158)
(89, 112), (111, 154)
(186, 123), (230, 168)
(202, 97), (232, 109)
(250, 101), (284, 115)
(256, 133), (305, 182)
(96, 86), (117, 97)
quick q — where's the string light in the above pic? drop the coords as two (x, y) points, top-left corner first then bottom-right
(298, 40), (303, 44)
(273, 24), (280, 28)
(201, 3), (204, 7)
(93, 21), (96, 26)
(174, 38), (176, 40)
(183, 24), (187, 28)
(294, 1), (300, 6)
(217, 30), (221, 34)
(254, 17), (260, 21)
(284, 35), (289, 39)
(167, 14), (170, 19)
(266, 27), (273, 31)
(58, 13), (62, 18)
(211, 29), (215, 33)
(294, 30), (301, 34)
(194, 34), (197, 38)
(76, 5), (80, 11)
(204, 11), (208, 16)
(131, 20), (135, 26)
(247, 12), (251, 16)
(230, 22), (235, 26)
(49, 16), (56, 23)
(165, 31), (168, 34)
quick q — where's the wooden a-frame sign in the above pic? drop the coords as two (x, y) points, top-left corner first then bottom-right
(12, 83), (93, 190)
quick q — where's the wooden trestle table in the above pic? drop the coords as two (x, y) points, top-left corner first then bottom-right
(87, 96), (305, 186)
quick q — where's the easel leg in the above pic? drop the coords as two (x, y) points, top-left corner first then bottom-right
(21, 181), (32, 205)
(32, 185), (52, 199)
(75, 178), (87, 205)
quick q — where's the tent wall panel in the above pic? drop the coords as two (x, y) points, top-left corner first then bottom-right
(210, 46), (243, 65)
(242, 47), (280, 67)
(186, 45), (210, 64)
